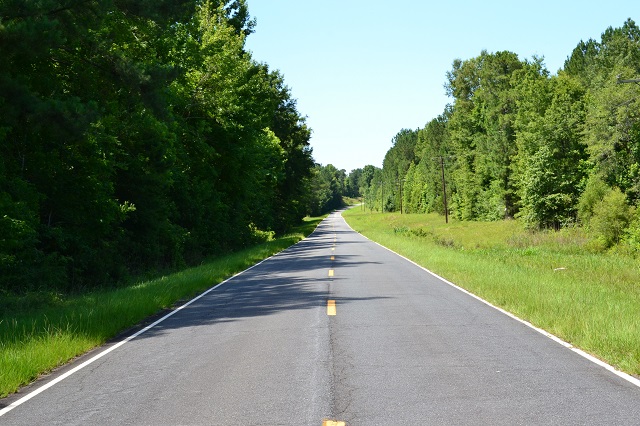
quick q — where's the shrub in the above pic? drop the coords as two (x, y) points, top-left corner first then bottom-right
(577, 174), (609, 224)
(623, 212), (640, 254)
(590, 187), (635, 248)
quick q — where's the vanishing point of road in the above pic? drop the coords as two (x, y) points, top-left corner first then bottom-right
(2, 210), (640, 425)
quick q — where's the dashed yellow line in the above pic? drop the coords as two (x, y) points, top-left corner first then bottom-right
(330, 255), (335, 261)
(327, 300), (337, 316)
(328, 269), (334, 277)
(323, 420), (345, 426)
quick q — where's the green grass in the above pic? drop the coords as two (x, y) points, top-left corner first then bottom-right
(343, 209), (640, 377)
(0, 216), (324, 398)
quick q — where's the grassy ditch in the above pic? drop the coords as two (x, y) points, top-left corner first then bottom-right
(0, 216), (324, 398)
(342, 209), (640, 377)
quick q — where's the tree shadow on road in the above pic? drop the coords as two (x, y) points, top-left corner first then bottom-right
(133, 228), (388, 339)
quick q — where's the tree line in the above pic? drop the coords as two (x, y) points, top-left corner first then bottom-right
(305, 163), (383, 217)
(0, 0), (314, 293)
(361, 19), (640, 251)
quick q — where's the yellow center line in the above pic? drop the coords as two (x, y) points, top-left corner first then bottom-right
(330, 255), (335, 261)
(327, 300), (336, 316)
(323, 420), (345, 426)
(328, 269), (334, 277)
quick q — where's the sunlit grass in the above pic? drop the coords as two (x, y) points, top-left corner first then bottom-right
(343, 209), (640, 377)
(0, 216), (325, 398)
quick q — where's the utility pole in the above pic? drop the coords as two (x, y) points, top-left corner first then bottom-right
(399, 179), (403, 214)
(440, 156), (448, 224)
(381, 177), (384, 213)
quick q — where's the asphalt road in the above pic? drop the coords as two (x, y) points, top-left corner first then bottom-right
(2, 210), (640, 425)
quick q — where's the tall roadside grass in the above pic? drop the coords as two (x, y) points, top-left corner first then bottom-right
(0, 216), (324, 398)
(343, 209), (640, 377)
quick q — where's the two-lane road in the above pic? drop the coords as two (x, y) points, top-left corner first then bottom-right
(2, 210), (640, 425)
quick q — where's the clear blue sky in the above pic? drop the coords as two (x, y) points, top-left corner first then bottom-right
(244, 1), (637, 173)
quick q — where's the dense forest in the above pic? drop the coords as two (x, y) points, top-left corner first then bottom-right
(362, 19), (640, 252)
(0, 0), (315, 293)
(3, 5), (639, 296)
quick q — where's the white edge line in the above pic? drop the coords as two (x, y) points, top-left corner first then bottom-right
(340, 214), (640, 389)
(0, 220), (328, 417)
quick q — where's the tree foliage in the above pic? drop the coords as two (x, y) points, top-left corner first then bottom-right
(307, 164), (346, 216)
(375, 19), (640, 246)
(0, 0), (313, 292)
